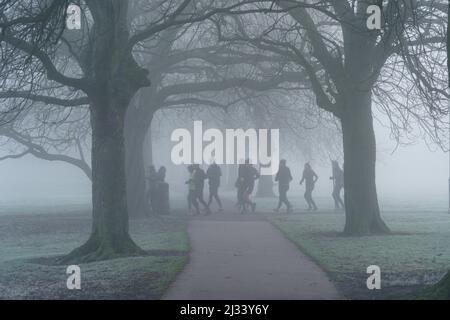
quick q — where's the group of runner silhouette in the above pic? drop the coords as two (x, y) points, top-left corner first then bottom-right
(184, 160), (345, 215)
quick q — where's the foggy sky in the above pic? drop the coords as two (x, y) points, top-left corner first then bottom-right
(0, 109), (447, 211)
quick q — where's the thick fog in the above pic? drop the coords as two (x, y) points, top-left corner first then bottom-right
(0, 108), (446, 212)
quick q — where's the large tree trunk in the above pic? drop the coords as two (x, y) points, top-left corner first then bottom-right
(341, 90), (390, 235)
(423, 3), (450, 299)
(61, 1), (149, 263)
(448, 1), (450, 87)
(62, 102), (144, 263)
(125, 105), (153, 218)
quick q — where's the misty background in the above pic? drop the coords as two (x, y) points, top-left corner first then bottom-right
(0, 108), (446, 212)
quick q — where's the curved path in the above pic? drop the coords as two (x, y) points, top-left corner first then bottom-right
(163, 212), (341, 300)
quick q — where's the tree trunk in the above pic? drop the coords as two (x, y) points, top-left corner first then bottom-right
(62, 101), (144, 263)
(448, 1), (450, 87)
(341, 91), (390, 235)
(145, 124), (153, 167)
(59, 1), (150, 263)
(423, 3), (450, 299)
(125, 105), (153, 218)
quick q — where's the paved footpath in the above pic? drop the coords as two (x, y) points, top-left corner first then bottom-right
(163, 213), (342, 300)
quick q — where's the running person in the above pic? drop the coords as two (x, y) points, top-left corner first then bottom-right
(330, 161), (345, 209)
(238, 159), (260, 213)
(193, 164), (211, 215)
(274, 160), (293, 213)
(300, 163), (318, 211)
(207, 162), (223, 211)
(235, 163), (247, 212)
(186, 165), (200, 215)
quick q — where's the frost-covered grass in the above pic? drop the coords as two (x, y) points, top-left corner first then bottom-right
(269, 209), (450, 299)
(2, 195), (448, 300)
(0, 209), (189, 300)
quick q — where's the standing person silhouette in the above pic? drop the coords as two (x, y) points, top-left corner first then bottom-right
(274, 159), (293, 213)
(146, 165), (158, 214)
(300, 163), (318, 211)
(207, 162), (223, 212)
(330, 161), (345, 210)
(155, 166), (169, 215)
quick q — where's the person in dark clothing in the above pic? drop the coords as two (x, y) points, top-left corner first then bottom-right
(153, 166), (170, 215)
(186, 165), (199, 215)
(235, 163), (246, 212)
(237, 159), (260, 213)
(193, 164), (211, 215)
(146, 165), (158, 214)
(300, 163), (318, 211)
(330, 161), (345, 209)
(207, 162), (223, 211)
(157, 166), (166, 182)
(274, 159), (293, 213)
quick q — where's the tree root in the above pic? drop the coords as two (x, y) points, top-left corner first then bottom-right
(343, 214), (391, 236)
(59, 234), (145, 265)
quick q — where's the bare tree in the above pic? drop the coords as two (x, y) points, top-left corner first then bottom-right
(420, 0), (450, 300)
(0, 0), (278, 262)
(216, 0), (448, 235)
(0, 18), (314, 220)
(124, 21), (312, 216)
(0, 106), (91, 179)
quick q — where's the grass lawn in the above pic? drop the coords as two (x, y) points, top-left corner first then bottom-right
(269, 210), (450, 299)
(0, 209), (189, 299)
